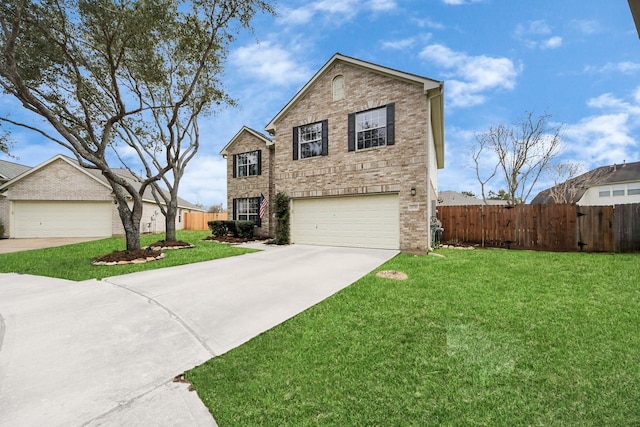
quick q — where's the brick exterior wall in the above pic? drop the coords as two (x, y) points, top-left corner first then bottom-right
(271, 61), (432, 251)
(225, 131), (274, 238)
(0, 198), (8, 238)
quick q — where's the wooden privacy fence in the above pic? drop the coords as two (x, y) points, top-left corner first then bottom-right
(183, 212), (227, 230)
(439, 203), (640, 253)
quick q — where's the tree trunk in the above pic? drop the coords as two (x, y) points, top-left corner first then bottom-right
(165, 207), (177, 242)
(113, 187), (143, 251)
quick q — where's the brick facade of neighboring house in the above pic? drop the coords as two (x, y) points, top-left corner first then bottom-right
(223, 53), (445, 251)
(0, 155), (203, 238)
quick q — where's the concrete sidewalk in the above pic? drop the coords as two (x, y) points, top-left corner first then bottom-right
(0, 244), (397, 426)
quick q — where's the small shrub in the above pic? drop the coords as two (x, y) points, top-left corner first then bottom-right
(0, 218), (4, 238)
(235, 221), (255, 239)
(208, 220), (228, 237)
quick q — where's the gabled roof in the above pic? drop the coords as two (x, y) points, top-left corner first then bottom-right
(0, 154), (203, 210)
(220, 126), (273, 157)
(0, 158), (33, 184)
(263, 52), (445, 168)
(531, 160), (640, 204)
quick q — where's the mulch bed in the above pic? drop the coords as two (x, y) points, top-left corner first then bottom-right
(91, 240), (193, 266)
(91, 248), (165, 265)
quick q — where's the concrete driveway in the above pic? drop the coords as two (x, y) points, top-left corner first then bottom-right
(0, 244), (398, 426)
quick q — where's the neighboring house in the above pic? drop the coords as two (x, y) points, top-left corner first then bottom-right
(438, 190), (508, 206)
(0, 159), (31, 186)
(222, 53), (445, 251)
(531, 161), (640, 205)
(0, 154), (203, 238)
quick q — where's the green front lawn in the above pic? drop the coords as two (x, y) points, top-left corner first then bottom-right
(187, 249), (640, 426)
(0, 230), (256, 281)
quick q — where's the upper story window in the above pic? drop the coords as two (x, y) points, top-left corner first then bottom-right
(348, 103), (395, 152)
(612, 184), (625, 197)
(292, 120), (328, 160)
(598, 186), (611, 197)
(628, 183), (640, 195)
(233, 150), (261, 178)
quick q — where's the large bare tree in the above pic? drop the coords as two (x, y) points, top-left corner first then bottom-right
(0, 0), (273, 250)
(547, 161), (584, 203)
(473, 112), (563, 205)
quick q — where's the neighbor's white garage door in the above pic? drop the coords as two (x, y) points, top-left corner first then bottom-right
(13, 201), (112, 238)
(291, 194), (400, 249)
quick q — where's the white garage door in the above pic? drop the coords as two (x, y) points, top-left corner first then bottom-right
(14, 201), (112, 238)
(291, 194), (399, 249)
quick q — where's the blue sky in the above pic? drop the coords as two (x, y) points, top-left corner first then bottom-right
(2, 0), (640, 207)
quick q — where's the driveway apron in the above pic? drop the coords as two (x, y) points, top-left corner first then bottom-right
(0, 244), (398, 426)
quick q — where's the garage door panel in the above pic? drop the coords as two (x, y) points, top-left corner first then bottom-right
(291, 194), (399, 249)
(14, 201), (112, 238)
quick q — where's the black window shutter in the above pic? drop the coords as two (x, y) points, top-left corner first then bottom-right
(386, 103), (395, 146)
(255, 197), (262, 227)
(257, 150), (262, 175)
(347, 113), (355, 152)
(321, 119), (328, 156)
(232, 199), (237, 221)
(292, 127), (299, 160)
(232, 154), (237, 178)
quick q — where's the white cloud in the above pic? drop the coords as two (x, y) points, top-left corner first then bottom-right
(514, 20), (562, 49)
(382, 37), (417, 50)
(278, 0), (396, 25)
(541, 36), (562, 49)
(569, 19), (602, 35)
(229, 42), (312, 87)
(442, 0), (484, 4)
(419, 44), (519, 108)
(370, 0), (397, 11)
(563, 90), (640, 165)
(181, 155), (228, 207)
(585, 61), (640, 74)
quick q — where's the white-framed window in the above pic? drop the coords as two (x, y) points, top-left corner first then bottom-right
(293, 120), (328, 160)
(628, 183), (640, 195)
(348, 103), (395, 152)
(613, 184), (625, 197)
(356, 107), (387, 149)
(234, 151), (260, 177)
(598, 186), (611, 197)
(234, 197), (260, 224)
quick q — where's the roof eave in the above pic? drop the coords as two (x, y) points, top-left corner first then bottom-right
(220, 126), (273, 157)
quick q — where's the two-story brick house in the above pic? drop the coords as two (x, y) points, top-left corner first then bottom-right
(222, 53), (445, 251)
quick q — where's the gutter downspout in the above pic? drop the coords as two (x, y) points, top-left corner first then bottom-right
(426, 83), (444, 251)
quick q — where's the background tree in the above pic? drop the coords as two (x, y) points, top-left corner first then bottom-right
(0, 0), (273, 250)
(208, 203), (225, 214)
(473, 111), (563, 205)
(547, 161), (584, 203)
(471, 131), (499, 203)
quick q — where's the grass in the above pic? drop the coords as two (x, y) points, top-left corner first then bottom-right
(0, 230), (256, 281)
(186, 248), (640, 426)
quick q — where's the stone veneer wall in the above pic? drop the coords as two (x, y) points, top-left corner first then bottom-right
(226, 132), (274, 238)
(271, 61), (432, 251)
